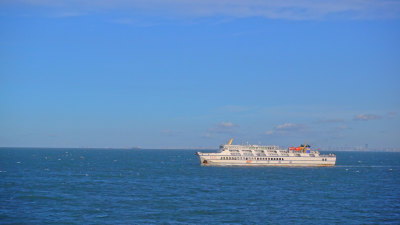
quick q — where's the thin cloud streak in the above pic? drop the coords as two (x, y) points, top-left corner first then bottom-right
(353, 113), (381, 121)
(5, 0), (400, 20)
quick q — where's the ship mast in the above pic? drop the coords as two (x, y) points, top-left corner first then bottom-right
(302, 140), (309, 153)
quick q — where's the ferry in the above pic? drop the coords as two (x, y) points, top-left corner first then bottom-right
(196, 139), (336, 167)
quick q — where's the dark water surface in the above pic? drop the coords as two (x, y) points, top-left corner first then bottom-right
(1, 148), (399, 224)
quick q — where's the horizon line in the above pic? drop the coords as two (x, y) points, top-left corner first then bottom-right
(1, 146), (399, 152)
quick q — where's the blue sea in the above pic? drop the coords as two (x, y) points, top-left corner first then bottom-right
(1, 148), (399, 224)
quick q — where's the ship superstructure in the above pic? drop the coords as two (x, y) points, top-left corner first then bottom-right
(196, 139), (336, 167)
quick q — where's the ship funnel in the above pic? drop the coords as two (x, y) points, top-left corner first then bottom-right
(228, 138), (234, 145)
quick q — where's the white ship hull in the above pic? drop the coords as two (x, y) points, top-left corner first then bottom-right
(196, 140), (336, 167)
(197, 154), (336, 167)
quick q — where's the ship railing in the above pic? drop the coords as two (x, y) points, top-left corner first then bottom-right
(319, 153), (336, 157)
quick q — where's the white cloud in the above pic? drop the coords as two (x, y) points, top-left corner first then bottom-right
(353, 113), (381, 121)
(208, 121), (238, 134)
(5, 0), (400, 20)
(334, 125), (348, 131)
(276, 123), (299, 130)
(202, 133), (213, 139)
(387, 111), (398, 119)
(219, 121), (236, 128)
(266, 122), (306, 136)
(265, 130), (275, 135)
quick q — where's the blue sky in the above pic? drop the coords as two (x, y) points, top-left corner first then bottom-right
(1, 0), (400, 149)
